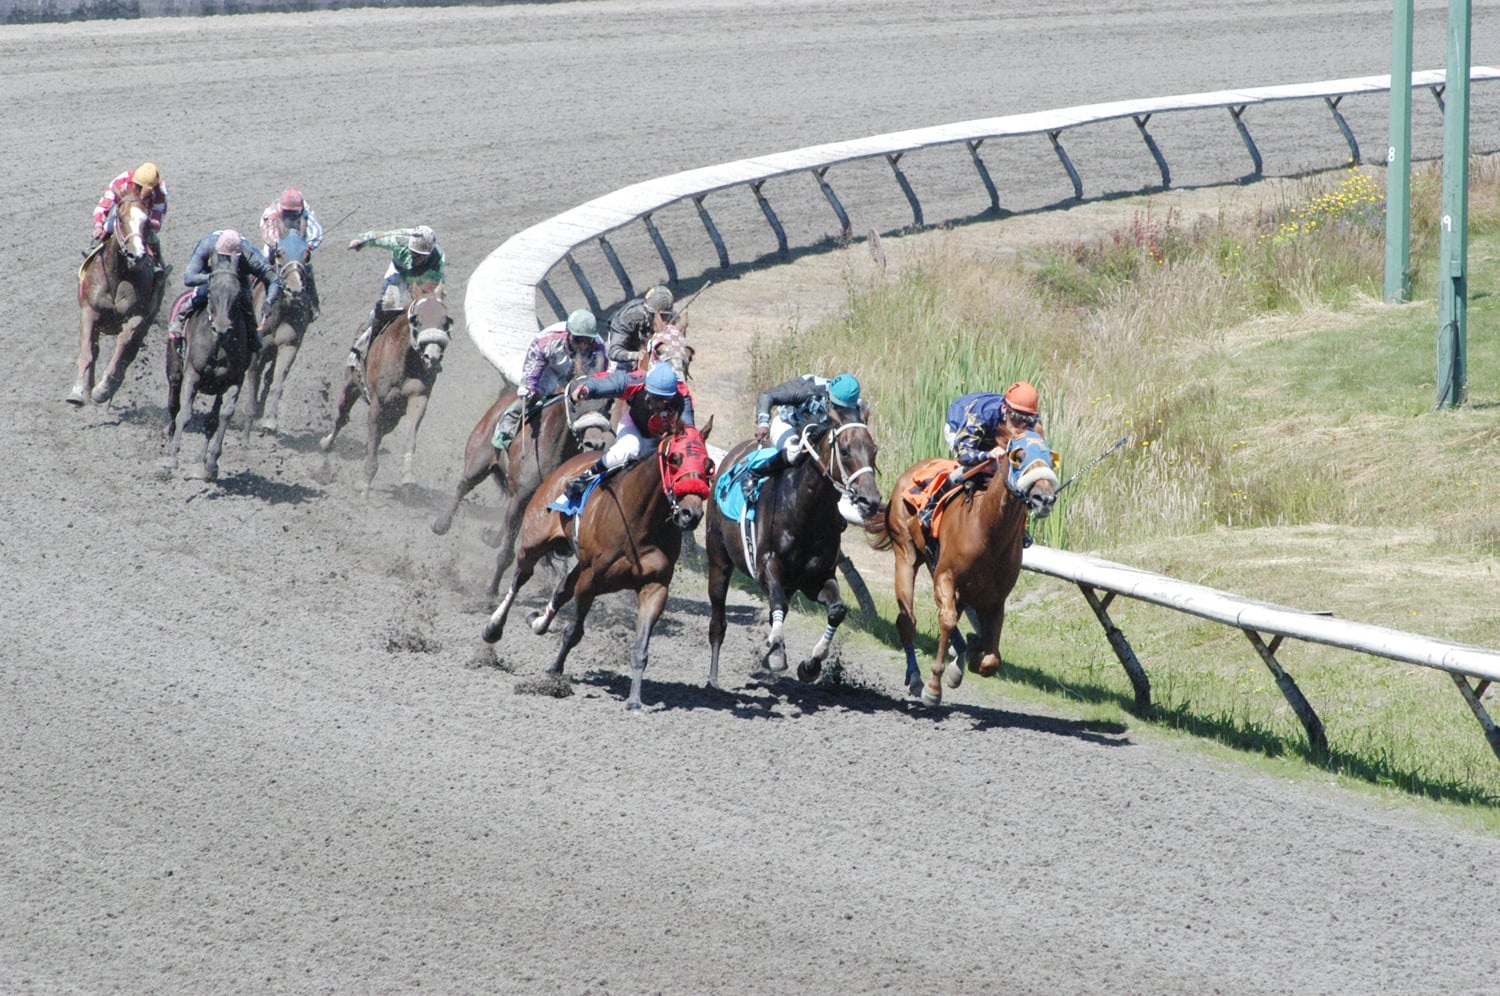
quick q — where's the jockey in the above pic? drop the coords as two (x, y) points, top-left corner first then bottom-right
(166, 229), (279, 352)
(259, 187), (324, 320)
(606, 286), (678, 372)
(491, 309), (606, 452)
(745, 373), (863, 493)
(91, 162), (168, 274)
(561, 360), (695, 502)
(920, 380), (1043, 532)
(346, 225), (447, 367)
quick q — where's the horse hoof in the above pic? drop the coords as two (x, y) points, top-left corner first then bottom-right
(921, 683), (943, 707)
(65, 387), (88, 407)
(480, 528), (504, 548)
(626, 699), (644, 712)
(431, 517), (451, 536)
(89, 379), (118, 405)
(481, 619), (504, 644)
(765, 653), (788, 673)
(185, 466), (217, 482)
(907, 679), (925, 698)
(943, 663), (965, 690)
(257, 418), (278, 434)
(317, 433), (335, 453)
(797, 659), (822, 683)
(527, 611), (552, 636)
(977, 659), (1001, 678)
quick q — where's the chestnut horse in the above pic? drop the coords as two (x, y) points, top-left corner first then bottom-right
(704, 406), (884, 686)
(482, 420), (713, 710)
(431, 377), (616, 595)
(872, 429), (1059, 706)
(161, 260), (254, 481)
(71, 189), (164, 406)
(243, 228), (313, 434)
(318, 289), (450, 493)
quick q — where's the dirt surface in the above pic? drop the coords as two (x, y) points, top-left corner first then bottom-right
(6, 2), (1500, 992)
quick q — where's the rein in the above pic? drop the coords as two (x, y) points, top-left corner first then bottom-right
(797, 420), (875, 501)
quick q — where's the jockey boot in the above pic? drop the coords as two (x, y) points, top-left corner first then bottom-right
(564, 456), (608, 503)
(491, 399), (524, 451)
(743, 449), (790, 498)
(348, 316), (375, 369)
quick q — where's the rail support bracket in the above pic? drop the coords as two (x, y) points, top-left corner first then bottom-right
(597, 235), (634, 301)
(1229, 105), (1264, 178)
(642, 213), (678, 286)
(751, 180), (789, 259)
(813, 167), (853, 243)
(1079, 585), (1151, 711)
(1133, 114), (1171, 189)
(693, 195), (731, 269)
(1324, 95), (1361, 165)
(1243, 630), (1327, 759)
(1047, 130), (1084, 201)
(885, 152), (924, 228)
(1450, 674), (1500, 762)
(966, 139), (1002, 214)
(564, 252), (600, 316)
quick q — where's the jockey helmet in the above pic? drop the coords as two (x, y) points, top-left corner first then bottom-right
(645, 361), (679, 397)
(132, 162), (160, 190)
(566, 309), (599, 340)
(215, 229), (243, 255)
(828, 373), (861, 411)
(279, 188), (304, 212)
(644, 286), (674, 315)
(408, 227), (436, 255)
(1004, 380), (1040, 416)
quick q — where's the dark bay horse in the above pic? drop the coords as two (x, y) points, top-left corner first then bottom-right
(431, 378), (616, 596)
(244, 229), (313, 434)
(161, 261), (254, 481)
(319, 290), (450, 493)
(72, 190), (163, 406)
(704, 407), (884, 686)
(872, 429), (1059, 706)
(482, 421), (714, 710)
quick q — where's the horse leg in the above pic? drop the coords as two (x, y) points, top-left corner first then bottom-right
(893, 543), (923, 696)
(164, 339), (183, 441)
(260, 341), (298, 433)
(484, 496), (525, 597)
(482, 545), (542, 644)
(433, 444), (496, 537)
(318, 369), (359, 453)
(705, 522), (732, 690)
(530, 559), (585, 637)
(975, 604), (1006, 678)
(547, 589), (597, 684)
(160, 371), (197, 471)
(399, 393), (430, 487)
(625, 582), (671, 711)
(798, 576), (847, 683)
(70, 309), (100, 405)
(359, 399), (384, 494)
(190, 394), (228, 481)
(924, 572), (961, 707)
(93, 313), (147, 404)
(761, 559), (790, 673)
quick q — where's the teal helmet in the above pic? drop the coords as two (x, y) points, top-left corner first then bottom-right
(828, 373), (861, 411)
(565, 309), (598, 339)
(645, 361), (679, 397)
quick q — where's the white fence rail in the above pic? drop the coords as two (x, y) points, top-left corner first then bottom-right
(465, 67), (1500, 761)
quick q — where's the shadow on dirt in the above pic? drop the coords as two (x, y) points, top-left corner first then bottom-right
(186, 470), (323, 505)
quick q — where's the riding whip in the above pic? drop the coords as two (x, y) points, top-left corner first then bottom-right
(1056, 435), (1129, 494)
(674, 280), (713, 316)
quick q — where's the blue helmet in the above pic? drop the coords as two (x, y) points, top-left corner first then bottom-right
(828, 373), (861, 411)
(645, 361), (679, 397)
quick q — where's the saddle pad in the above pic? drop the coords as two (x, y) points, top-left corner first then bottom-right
(712, 446), (779, 523)
(545, 473), (606, 517)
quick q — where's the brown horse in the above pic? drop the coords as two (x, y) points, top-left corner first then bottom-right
(638, 321), (694, 376)
(431, 377), (616, 595)
(871, 429), (1059, 706)
(243, 228), (313, 434)
(704, 406), (884, 686)
(482, 420), (714, 710)
(160, 260), (255, 481)
(318, 289), (450, 493)
(71, 189), (164, 406)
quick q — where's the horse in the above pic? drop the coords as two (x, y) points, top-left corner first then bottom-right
(71, 189), (164, 406)
(482, 419), (714, 711)
(870, 429), (1060, 706)
(638, 321), (694, 377)
(703, 405), (884, 686)
(243, 229), (313, 434)
(318, 288), (451, 493)
(160, 259), (255, 481)
(431, 375), (616, 596)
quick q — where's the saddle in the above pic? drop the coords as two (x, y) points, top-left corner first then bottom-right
(901, 458), (973, 538)
(712, 447), (780, 525)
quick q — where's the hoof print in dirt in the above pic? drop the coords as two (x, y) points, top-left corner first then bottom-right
(385, 627), (441, 654)
(515, 674), (573, 698)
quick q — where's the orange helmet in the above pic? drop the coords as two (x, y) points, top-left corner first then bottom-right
(1004, 381), (1040, 416)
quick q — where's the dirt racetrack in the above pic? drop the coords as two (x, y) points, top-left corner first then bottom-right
(6, 2), (1500, 992)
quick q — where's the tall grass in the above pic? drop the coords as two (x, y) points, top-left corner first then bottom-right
(750, 156), (1500, 805)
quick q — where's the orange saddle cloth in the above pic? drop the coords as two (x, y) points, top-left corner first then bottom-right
(902, 457), (963, 536)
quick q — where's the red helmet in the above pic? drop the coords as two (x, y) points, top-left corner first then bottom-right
(1003, 381), (1040, 416)
(279, 188), (304, 212)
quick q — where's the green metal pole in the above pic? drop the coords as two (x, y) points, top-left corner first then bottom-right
(1435, 0), (1471, 408)
(1384, 0), (1414, 303)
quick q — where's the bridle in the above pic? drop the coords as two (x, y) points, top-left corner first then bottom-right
(797, 419), (877, 505)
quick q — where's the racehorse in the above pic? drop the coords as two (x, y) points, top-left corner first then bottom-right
(870, 430), (1059, 706)
(703, 406), (884, 686)
(431, 377), (616, 596)
(71, 189), (164, 406)
(482, 420), (714, 710)
(243, 229), (313, 434)
(638, 321), (694, 377)
(318, 288), (451, 493)
(161, 259), (254, 481)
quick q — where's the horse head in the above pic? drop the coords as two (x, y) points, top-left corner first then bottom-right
(659, 423), (713, 530)
(273, 229), (310, 298)
(407, 294), (451, 373)
(1004, 429), (1060, 519)
(111, 191), (151, 268)
(640, 323), (694, 380)
(206, 260), (244, 348)
(806, 405), (885, 522)
(564, 376), (616, 452)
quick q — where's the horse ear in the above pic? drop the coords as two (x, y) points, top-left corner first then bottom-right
(699, 413), (714, 443)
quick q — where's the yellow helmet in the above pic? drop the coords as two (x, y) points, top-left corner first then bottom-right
(133, 162), (160, 190)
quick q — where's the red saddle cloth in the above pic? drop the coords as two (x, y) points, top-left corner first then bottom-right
(902, 457), (964, 536)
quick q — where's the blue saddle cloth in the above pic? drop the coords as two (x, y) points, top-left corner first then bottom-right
(713, 446), (780, 523)
(545, 473), (606, 516)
